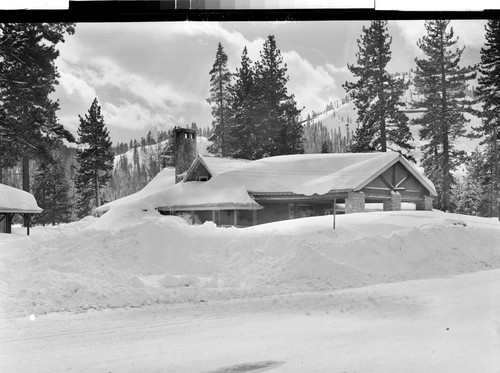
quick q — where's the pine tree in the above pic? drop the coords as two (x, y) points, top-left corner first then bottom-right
(229, 47), (260, 159)
(32, 155), (73, 225)
(161, 128), (176, 168)
(451, 150), (490, 216)
(0, 23), (75, 173)
(475, 19), (500, 217)
(207, 43), (233, 157)
(253, 35), (303, 157)
(452, 172), (484, 216)
(74, 98), (114, 218)
(413, 20), (476, 211)
(133, 141), (140, 172)
(344, 20), (413, 156)
(146, 130), (155, 146)
(119, 154), (129, 174)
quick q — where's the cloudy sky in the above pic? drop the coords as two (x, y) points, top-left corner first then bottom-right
(52, 19), (487, 144)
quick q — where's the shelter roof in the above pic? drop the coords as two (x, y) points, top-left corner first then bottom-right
(0, 184), (43, 214)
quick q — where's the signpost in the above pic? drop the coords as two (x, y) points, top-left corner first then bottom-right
(333, 198), (336, 230)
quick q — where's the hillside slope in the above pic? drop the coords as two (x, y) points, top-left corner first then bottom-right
(306, 71), (484, 164)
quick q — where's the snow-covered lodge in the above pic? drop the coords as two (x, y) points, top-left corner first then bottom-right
(97, 128), (436, 227)
(0, 183), (42, 234)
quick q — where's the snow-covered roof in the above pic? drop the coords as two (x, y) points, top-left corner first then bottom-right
(207, 153), (437, 197)
(0, 184), (43, 214)
(183, 155), (251, 181)
(96, 164), (262, 214)
(156, 181), (262, 211)
(98, 152), (436, 216)
(95, 167), (177, 213)
(197, 155), (251, 176)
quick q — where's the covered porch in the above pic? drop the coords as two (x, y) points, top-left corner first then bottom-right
(157, 203), (262, 228)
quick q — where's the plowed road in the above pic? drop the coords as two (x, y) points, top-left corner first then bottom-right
(1, 270), (499, 372)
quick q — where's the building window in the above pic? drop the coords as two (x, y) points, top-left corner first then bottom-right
(198, 175), (209, 182)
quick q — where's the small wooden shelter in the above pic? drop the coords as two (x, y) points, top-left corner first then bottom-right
(0, 183), (42, 235)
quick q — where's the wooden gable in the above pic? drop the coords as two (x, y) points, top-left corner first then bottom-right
(183, 158), (212, 182)
(362, 160), (427, 202)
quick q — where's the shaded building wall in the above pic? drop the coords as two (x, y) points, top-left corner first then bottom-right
(184, 162), (212, 182)
(0, 215), (6, 233)
(256, 202), (290, 225)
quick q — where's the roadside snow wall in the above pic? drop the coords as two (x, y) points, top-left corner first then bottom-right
(1, 210), (499, 316)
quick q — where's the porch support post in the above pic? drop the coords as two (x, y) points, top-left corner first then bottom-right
(383, 191), (402, 211)
(345, 191), (365, 214)
(6, 213), (13, 234)
(252, 210), (257, 226)
(416, 195), (433, 211)
(23, 213), (31, 235)
(233, 209), (238, 227)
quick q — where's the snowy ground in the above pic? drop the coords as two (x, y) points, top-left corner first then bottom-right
(1, 210), (499, 372)
(1, 269), (499, 372)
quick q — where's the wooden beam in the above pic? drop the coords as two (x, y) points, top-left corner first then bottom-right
(392, 164), (397, 188)
(395, 174), (411, 188)
(379, 175), (394, 190)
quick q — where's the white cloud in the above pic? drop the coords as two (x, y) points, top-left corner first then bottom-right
(283, 50), (340, 114)
(172, 22), (265, 69)
(58, 70), (96, 103)
(76, 56), (198, 108)
(54, 22), (351, 139)
(103, 101), (170, 131)
(393, 20), (486, 55)
(326, 64), (349, 75)
(451, 20), (487, 47)
(392, 20), (427, 55)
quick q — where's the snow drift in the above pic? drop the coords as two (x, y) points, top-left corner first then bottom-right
(1, 210), (499, 317)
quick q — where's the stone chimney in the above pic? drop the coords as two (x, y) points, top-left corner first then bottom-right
(174, 127), (197, 183)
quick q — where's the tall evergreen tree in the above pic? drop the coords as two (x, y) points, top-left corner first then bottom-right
(413, 20), (476, 211)
(32, 155), (73, 225)
(0, 24), (75, 167)
(230, 47), (259, 159)
(344, 20), (413, 156)
(475, 19), (500, 216)
(207, 43), (233, 157)
(0, 23), (75, 186)
(253, 35), (303, 157)
(74, 98), (114, 218)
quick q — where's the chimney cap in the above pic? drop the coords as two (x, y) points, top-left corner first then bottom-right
(174, 127), (196, 134)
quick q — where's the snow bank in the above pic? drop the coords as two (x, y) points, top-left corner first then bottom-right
(1, 210), (499, 317)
